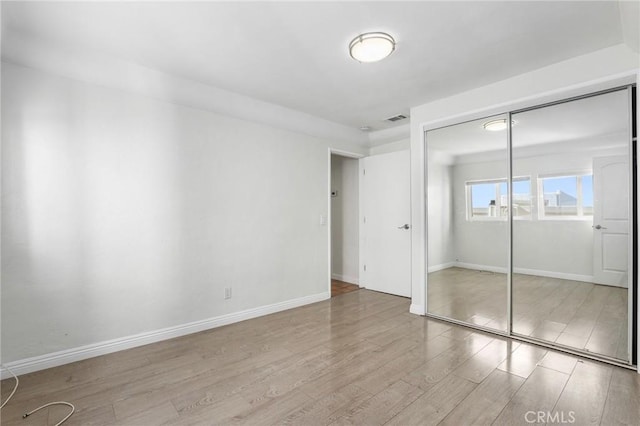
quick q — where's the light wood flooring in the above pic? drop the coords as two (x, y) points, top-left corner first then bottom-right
(2, 289), (639, 425)
(331, 279), (360, 297)
(428, 267), (629, 361)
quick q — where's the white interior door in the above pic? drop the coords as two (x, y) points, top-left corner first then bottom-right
(592, 155), (629, 287)
(362, 150), (411, 297)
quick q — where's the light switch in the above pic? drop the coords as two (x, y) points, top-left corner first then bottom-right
(320, 214), (327, 226)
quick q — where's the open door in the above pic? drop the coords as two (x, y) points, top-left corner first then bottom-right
(593, 155), (630, 287)
(362, 150), (411, 297)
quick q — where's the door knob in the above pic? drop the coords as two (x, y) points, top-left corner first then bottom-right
(593, 225), (607, 230)
(398, 224), (410, 230)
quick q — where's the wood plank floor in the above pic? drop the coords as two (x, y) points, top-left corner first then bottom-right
(428, 267), (629, 360)
(2, 289), (638, 425)
(331, 279), (360, 297)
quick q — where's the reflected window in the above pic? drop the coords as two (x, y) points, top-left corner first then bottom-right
(467, 177), (531, 220)
(539, 173), (593, 218)
(512, 179), (533, 218)
(468, 181), (499, 218)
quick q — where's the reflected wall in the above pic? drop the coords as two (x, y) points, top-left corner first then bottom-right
(426, 115), (509, 332)
(511, 89), (631, 361)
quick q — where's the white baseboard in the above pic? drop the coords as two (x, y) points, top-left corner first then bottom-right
(452, 262), (593, 283)
(513, 267), (593, 283)
(1, 291), (330, 379)
(409, 303), (425, 315)
(454, 262), (508, 274)
(331, 273), (359, 285)
(428, 262), (456, 273)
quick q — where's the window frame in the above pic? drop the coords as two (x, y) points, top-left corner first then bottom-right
(465, 176), (532, 222)
(537, 171), (593, 221)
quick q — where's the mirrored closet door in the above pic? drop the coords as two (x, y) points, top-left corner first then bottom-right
(425, 86), (634, 364)
(511, 89), (632, 362)
(426, 115), (509, 333)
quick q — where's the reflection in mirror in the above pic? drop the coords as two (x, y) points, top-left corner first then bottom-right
(426, 115), (508, 331)
(511, 89), (631, 361)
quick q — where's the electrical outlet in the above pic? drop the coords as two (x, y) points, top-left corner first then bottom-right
(224, 287), (232, 299)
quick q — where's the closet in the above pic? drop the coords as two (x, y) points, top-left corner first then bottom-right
(425, 87), (635, 365)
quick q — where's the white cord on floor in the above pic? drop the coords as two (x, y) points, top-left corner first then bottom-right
(1, 364), (75, 425)
(23, 401), (75, 426)
(0, 365), (19, 409)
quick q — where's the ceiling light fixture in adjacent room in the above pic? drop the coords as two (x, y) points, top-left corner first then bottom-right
(349, 32), (396, 63)
(483, 119), (515, 131)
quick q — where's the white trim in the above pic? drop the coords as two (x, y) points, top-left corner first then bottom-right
(359, 157), (367, 291)
(1, 292), (329, 379)
(452, 262), (594, 283)
(454, 262), (508, 274)
(410, 303), (425, 315)
(419, 69), (638, 134)
(427, 262), (455, 273)
(331, 273), (360, 285)
(328, 148), (364, 298)
(513, 267), (594, 284)
(330, 148), (365, 159)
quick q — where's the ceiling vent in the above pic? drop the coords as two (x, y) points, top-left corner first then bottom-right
(386, 114), (408, 122)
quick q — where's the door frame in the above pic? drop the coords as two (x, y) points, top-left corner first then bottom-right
(328, 148), (365, 296)
(421, 84), (637, 368)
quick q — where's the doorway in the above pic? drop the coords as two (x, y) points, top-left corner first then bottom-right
(330, 152), (361, 297)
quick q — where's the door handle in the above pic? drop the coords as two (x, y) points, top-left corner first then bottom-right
(593, 225), (607, 230)
(398, 224), (410, 230)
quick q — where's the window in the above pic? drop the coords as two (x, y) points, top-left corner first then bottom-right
(468, 181), (500, 219)
(539, 173), (592, 218)
(511, 179), (533, 218)
(467, 177), (531, 220)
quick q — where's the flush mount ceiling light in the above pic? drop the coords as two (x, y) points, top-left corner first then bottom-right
(349, 32), (396, 63)
(483, 119), (516, 131)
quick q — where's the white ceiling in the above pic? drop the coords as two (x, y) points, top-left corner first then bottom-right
(427, 88), (630, 159)
(1, 1), (634, 134)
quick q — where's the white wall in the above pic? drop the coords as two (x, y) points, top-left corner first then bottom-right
(426, 136), (630, 290)
(410, 43), (639, 315)
(451, 158), (510, 270)
(512, 146), (625, 279)
(369, 139), (410, 156)
(450, 147), (626, 279)
(331, 155), (360, 284)
(0, 61), (366, 364)
(426, 157), (455, 271)
(2, 31), (369, 148)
